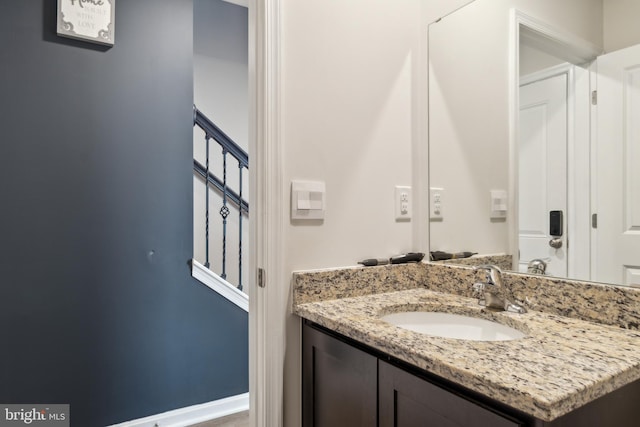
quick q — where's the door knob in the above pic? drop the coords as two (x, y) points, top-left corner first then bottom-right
(549, 238), (563, 249)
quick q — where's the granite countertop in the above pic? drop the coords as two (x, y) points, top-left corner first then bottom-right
(293, 287), (640, 422)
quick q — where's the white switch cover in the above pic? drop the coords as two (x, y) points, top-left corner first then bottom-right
(430, 187), (444, 220)
(490, 190), (508, 219)
(291, 180), (325, 220)
(395, 186), (412, 221)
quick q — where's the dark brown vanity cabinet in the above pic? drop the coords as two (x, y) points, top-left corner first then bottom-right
(302, 321), (377, 427)
(378, 361), (522, 427)
(302, 320), (640, 427)
(302, 321), (523, 427)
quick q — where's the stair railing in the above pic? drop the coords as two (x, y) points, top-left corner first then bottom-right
(193, 105), (248, 291)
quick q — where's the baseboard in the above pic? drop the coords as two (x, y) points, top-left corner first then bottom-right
(107, 392), (249, 427)
(191, 259), (249, 312)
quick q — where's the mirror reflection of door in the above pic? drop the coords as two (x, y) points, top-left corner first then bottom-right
(516, 25), (594, 282)
(595, 43), (640, 286)
(518, 71), (568, 277)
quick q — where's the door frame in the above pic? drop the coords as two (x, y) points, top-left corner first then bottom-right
(249, 0), (284, 426)
(509, 9), (600, 277)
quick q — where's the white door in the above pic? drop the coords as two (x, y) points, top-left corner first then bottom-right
(519, 73), (568, 276)
(595, 43), (640, 286)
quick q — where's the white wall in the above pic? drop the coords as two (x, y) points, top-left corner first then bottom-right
(519, 43), (565, 76)
(277, 0), (640, 425)
(194, 0), (248, 151)
(604, 0), (640, 52)
(429, 0), (602, 258)
(280, 1), (470, 425)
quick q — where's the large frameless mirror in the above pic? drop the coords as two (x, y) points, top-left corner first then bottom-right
(428, 0), (640, 287)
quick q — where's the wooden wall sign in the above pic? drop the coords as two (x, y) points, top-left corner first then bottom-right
(57, 0), (115, 46)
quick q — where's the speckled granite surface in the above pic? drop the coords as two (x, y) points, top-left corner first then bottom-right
(293, 262), (640, 329)
(423, 263), (640, 330)
(292, 262), (640, 421)
(438, 253), (512, 271)
(294, 288), (640, 421)
(291, 263), (427, 306)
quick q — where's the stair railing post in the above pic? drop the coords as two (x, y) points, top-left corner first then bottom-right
(220, 149), (229, 280)
(238, 161), (244, 291)
(205, 135), (211, 269)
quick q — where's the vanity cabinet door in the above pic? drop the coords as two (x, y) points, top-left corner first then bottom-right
(302, 323), (377, 427)
(379, 361), (524, 427)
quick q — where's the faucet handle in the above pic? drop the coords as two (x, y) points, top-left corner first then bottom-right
(474, 264), (502, 273)
(473, 265), (503, 286)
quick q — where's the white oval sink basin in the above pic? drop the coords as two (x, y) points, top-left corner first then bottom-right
(381, 311), (526, 341)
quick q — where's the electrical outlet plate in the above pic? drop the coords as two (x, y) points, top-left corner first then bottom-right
(395, 186), (412, 221)
(430, 187), (444, 220)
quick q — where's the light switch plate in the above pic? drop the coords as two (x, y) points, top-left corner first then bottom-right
(490, 190), (508, 219)
(291, 180), (325, 220)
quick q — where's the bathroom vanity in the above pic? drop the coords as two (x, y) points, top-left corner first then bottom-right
(293, 263), (640, 427)
(303, 321), (525, 427)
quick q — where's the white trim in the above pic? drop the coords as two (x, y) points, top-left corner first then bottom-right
(589, 60), (599, 281)
(221, 0), (248, 8)
(568, 65), (592, 280)
(249, 0), (284, 426)
(516, 11), (601, 65)
(414, 15), (428, 252)
(508, 9), (520, 271)
(519, 62), (573, 86)
(565, 66), (579, 277)
(106, 393), (249, 427)
(192, 259), (249, 312)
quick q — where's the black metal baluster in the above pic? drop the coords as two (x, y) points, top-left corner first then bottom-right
(237, 162), (243, 291)
(205, 135), (211, 269)
(194, 107), (250, 290)
(220, 149), (229, 280)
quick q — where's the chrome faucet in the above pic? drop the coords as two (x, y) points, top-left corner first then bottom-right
(472, 265), (526, 313)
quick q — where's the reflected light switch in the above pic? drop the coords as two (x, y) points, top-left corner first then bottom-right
(490, 190), (508, 219)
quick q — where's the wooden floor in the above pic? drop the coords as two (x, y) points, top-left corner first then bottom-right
(189, 411), (250, 427)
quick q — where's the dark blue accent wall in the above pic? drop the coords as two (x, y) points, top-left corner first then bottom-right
(0, 1), (248, 425)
